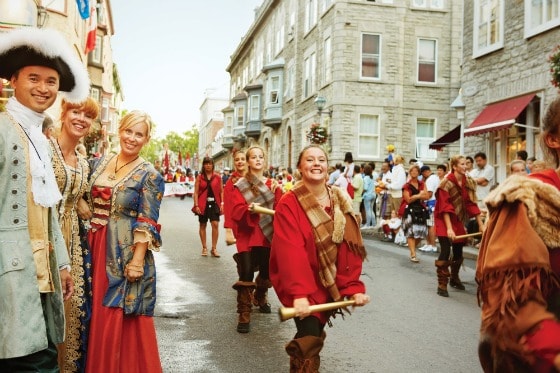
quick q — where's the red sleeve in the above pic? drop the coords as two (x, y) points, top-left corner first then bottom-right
(435, 188), (455, 217)
(223, 179), (235, 228)
(273, 185), (283, 209)
(336, 241), (366, 298)
(230, 187), (259, 228)
(270, 193), (319, 306)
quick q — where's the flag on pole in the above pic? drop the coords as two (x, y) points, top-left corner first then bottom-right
(76, 0), (90, 19)
(84, 5), (97, 54)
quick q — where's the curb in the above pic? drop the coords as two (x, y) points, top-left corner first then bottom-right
(360, 227), (479, 261)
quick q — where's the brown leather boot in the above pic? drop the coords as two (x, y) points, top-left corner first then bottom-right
(450, 258), (466, 290)
(254, 275), (272, 313)
(435, 260), (450, 297)
(232, 281), (255, 333)
(285, 335), (324, 373)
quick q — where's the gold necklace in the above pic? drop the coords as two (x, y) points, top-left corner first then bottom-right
(108, 155), (139, 180)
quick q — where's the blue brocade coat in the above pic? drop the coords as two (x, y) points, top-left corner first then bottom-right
(88, 155), (165, 315)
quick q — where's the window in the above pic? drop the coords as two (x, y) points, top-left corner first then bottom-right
(91, 35), (102, 64)
(276, 25), (285, 55)
(305, 0), (318, 33)
(361, 34), (381, 79)
(225, 114), (233, 135)
(303, 52), (316, 98)
(323, 37), (332, 84)
(249, 95), (260, 121)
(418, 39), (437, 83)
(235, 106), (245, 128)
(90, 87), (100, 102)
(285, 61), (295, 100)
(473, 0), (504, 57)
(47, 0), (66, 13)
(270, 76), (280, 104)
(321, 0), (333, 13)
(411, 0), (443, 8)
(358, 114), (380, 158)
(525, 0), (560, 38)
(101, 97), (109, 122)
(242, 66), (248, 88)
(416, 118), (437, 160)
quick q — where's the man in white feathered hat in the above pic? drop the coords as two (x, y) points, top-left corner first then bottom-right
(0, 27), (90, 370)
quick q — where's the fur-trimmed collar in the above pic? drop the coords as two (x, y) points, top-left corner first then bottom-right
(484, 173), (560, 249)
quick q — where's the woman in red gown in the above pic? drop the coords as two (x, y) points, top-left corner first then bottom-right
(86, 111), (165, 372)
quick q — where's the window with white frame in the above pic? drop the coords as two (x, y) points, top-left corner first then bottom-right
(525, 0), (560, 38)
(361, 34), (381, 79)
(235, 106), (245, 128)
(323, 37), (332, 85)
(358, 114), (380, 158)
(473, 0), (504, 57)
(91, 35), (102, 64)
(303, 52), (316, 98)
(270, 76), (280, 104)
(321, 0), (333, 13)
(418, 38), (437, 83)
(249, 95), (260, 121)
(305, 0), (318, 33)
(285, 61), (294, 100)
(101, 97), (110, 122)
(276, 25), (285, 55)
(225, 114), (233, 135)
(411, 0), (443, 8)
(90, 87), (100, 102)
(242, 66), (248, 88)
(416, 118), (437, 160)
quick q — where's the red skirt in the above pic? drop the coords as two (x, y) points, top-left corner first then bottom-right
(86, 225), (162, 373)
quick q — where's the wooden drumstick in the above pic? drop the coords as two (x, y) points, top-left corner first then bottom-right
(249, 203), (275, 216)
(278, 299), (356, 322)
(453, 232), (482, 241)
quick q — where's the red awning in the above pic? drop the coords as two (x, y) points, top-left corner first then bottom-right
(429, 125), (461, 150)
(464, 93), (535, 136)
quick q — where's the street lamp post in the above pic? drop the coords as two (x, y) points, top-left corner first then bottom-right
(451, 90), (466, 155)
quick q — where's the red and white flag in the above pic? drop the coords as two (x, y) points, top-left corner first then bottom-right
(84, 5), (97, 54)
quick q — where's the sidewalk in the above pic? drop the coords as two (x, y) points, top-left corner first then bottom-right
(360, 226), (479, 261)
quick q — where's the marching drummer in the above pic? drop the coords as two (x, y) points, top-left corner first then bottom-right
(270, 144), (370, 372)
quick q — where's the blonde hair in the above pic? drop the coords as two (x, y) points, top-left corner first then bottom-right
(449, 155), (465, 171)
(118, 111), (153, 139)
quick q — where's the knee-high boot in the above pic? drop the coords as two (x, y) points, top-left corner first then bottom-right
(254, 274), (272, 313)
(285, 333), (325, 373)
(450, 258), (466, 290)
(232, 281), (255, 333)
(435, 260), (450, 297)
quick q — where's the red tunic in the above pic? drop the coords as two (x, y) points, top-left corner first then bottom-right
(223, 171), (242, 230)
(230, 179), (282, 253)
(434, 173), (480, 241)
(270, 191), (366, 325)
(195, 172), (222, 215)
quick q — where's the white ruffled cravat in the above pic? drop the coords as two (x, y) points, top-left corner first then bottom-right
(6, 97), (62, 207)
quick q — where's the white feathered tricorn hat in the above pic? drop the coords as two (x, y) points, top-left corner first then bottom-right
(0, 27), (90, 103)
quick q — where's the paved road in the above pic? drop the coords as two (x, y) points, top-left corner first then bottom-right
(154, 196), (483, 373)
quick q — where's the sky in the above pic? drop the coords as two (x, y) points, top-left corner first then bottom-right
(110, 1), (264, 138)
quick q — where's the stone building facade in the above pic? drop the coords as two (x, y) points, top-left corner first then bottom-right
(460, 1), (560, 182)
(222, 0), (464, 170)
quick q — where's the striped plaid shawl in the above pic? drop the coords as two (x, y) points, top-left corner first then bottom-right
(292, 184), (366, 302)
(235, 174), (275, 242)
